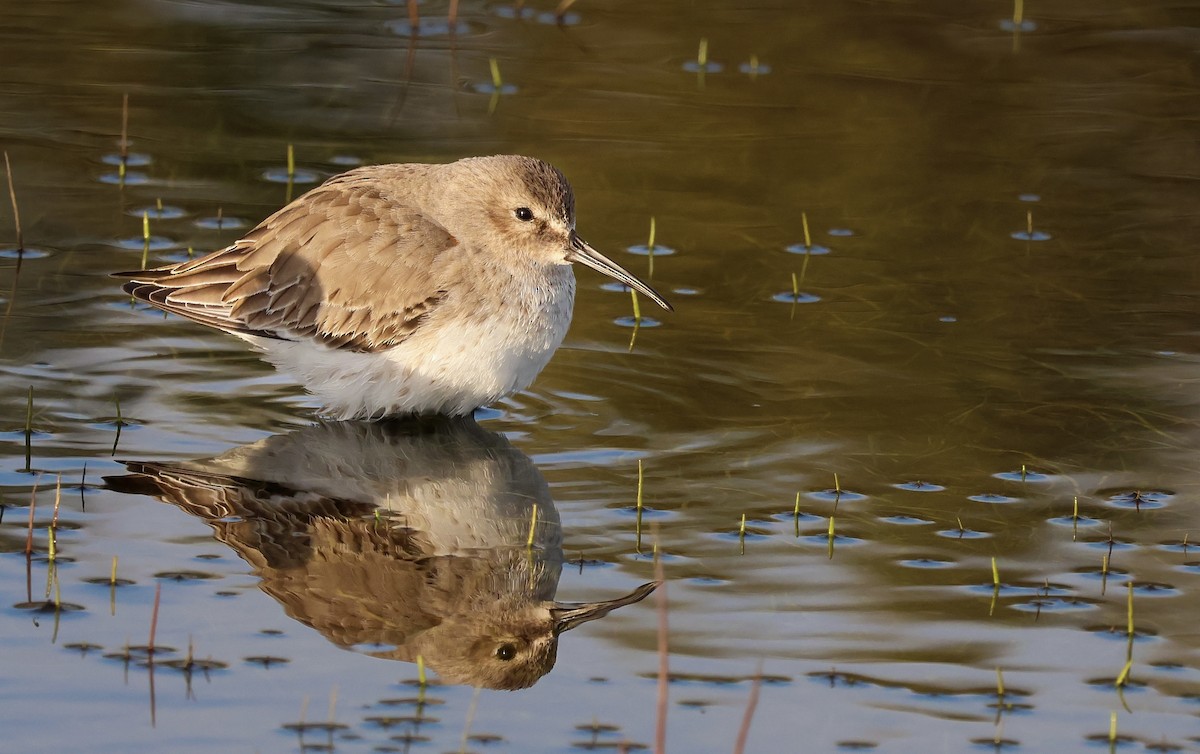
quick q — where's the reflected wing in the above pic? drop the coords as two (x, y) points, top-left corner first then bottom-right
(114, 167), (457, 353)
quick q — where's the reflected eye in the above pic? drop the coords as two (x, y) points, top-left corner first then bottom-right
(514, 207), (534, 222)
(495, 643), (517, 662)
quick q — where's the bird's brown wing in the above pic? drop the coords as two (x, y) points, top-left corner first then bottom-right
(114, 168), (458, 353)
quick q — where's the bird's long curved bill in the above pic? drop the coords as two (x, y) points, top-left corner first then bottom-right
(550, 581), (660, 635)
(568, 236), (673, 312)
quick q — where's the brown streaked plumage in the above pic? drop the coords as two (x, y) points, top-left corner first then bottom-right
(105, 417), (659, 690)
(114, 156), (671, 419)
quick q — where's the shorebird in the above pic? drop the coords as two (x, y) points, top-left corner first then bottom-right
(115, 155), (671, 419)
(106, 417), (658, 689)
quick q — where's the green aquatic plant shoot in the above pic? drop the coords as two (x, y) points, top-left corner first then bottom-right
(110, 555), (119, 585)
(1072, 495), (1079, 521)
(697, 38), (708, 67)
(526, 505), (538, 548)
(635, 460), (644, 553)
(140, 211), (150, 270)
(647, 216), (656, 278)
(286, 144), (296, 202)
(47, 525), (55, 562)
(995, 667), (1005, 698)
(1026, 210), (1033, 237)
(636, 460), (644, 512)
(1108, 711), (1117, 742)
(489, 58), (503, 89)
(991, 557), (1000, 587)
(417, 654), (426, 686)
(1114, 659), (1132, 689)
(802, 211), (812, 250)
(52, 474), (61, 528)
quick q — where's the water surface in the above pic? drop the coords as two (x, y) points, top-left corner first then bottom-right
(2, 1), (1199, 752)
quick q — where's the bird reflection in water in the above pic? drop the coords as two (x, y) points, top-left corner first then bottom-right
(106, 417), (656, 690)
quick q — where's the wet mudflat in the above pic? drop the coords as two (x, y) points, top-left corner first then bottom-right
(1, 1), (1199, 752)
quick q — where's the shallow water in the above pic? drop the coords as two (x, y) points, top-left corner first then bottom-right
(2, 1), (1200, 752)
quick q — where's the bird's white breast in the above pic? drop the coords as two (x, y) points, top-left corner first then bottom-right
(246, 264), (576, 419)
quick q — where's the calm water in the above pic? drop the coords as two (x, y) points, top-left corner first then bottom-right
(2, 1), (1199, 752)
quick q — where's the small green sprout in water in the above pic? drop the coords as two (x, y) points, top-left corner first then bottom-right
(636, 459), (644, 512)
(647, 216), (656, 278)
(826, 516), (835, 559)
(526, 505), (538, 548)
(1020, 463), (1027, 482)
(110, 555), (119, 586)
(802, 211), (812, 251)
(140, 211), (150, 269)
(635, 459), (644, 553)
(991, 557), (1000, 587)
(995, 667), (1005, 699)
(417, 654), (426, 686)
(286, 144), (296, 202)
(1072, 495), (1079, 521)
(52, 474), (61, 528)
(833, 473), (841, 494)
(1114, 659), (1133, 689)
(1108, 711), (1117, 743)
(489, 58), (503, 89)
(156, 197), (163, 213)
(630, 287), (641, 323)
(47, 525), (55, 562)
(697, 38), (708, 68)
(739, 513), (747, 554)
(1026, 210), (1033, 238)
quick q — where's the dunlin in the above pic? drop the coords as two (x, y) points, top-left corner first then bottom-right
(115, 155), (671, 419)
(106, 417), (658, 689)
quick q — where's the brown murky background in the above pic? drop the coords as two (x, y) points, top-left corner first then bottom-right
(2, 1), (1199, 752)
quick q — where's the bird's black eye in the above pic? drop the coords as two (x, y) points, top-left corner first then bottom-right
(495, 643), (517, 662)
(514, 207), (534, 222)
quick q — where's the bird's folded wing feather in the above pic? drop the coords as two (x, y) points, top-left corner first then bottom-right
(115, 173), (457, 353)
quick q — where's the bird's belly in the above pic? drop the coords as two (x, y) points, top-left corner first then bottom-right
(250, 286), (572, 419)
